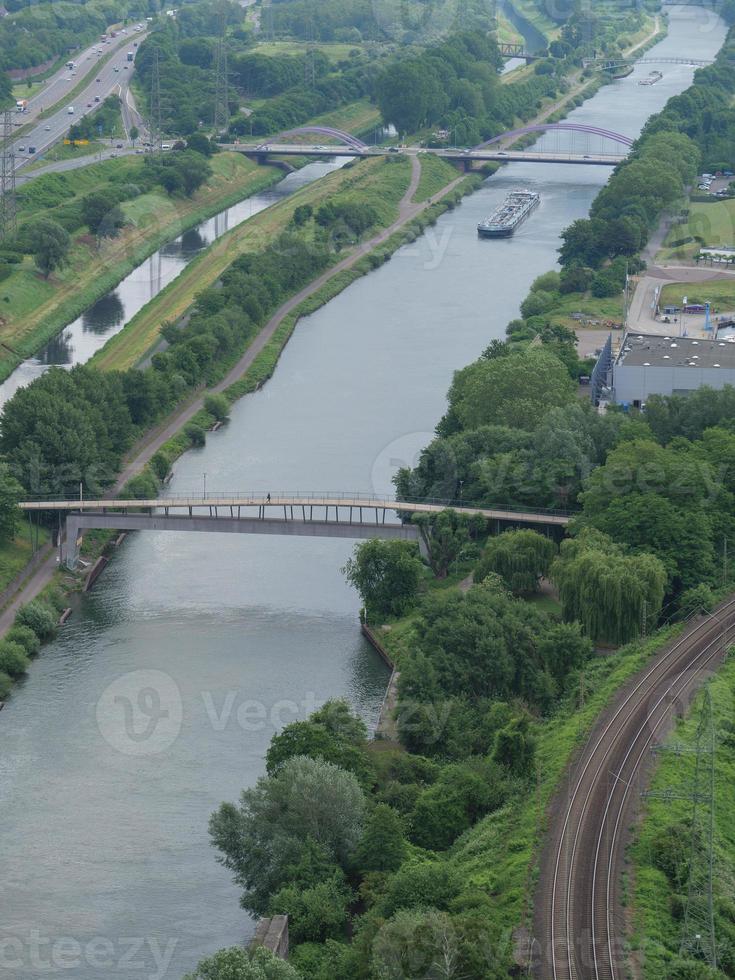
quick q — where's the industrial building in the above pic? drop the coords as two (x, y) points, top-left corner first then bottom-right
(592, 332), (735, 407)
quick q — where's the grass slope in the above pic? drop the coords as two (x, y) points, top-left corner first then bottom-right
(412, 154), (460, 203)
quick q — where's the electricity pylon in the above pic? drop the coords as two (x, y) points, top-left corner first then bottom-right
(0, 110), (17, 243)
(150, 48), (162, 152)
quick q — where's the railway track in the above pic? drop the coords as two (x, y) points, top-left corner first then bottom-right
(535, 597), (735, 979)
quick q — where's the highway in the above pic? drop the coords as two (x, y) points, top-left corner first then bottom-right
(8, 29), (148, 172)
(536, 598), (735, 979)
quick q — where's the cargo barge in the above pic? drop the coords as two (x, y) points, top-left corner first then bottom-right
(477, 189), (540, 238)
(638, 70), (663, 85)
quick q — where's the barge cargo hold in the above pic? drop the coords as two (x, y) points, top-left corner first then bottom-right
(477, 189), (540, 238)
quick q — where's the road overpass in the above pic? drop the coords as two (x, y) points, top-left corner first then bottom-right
(18, 494), (572, 569)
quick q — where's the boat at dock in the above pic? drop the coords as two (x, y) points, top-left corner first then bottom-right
(477, 189), (540, 238)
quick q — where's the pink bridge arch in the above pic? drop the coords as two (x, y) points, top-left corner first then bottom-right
(474, 123), (634, 150)
(261, 126), (368, 151)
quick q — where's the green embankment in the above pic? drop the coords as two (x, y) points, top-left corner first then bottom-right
(412, 154), (461, 203)
(630, 655), (735, 978)
(659, 197), (735, 263)
(0, 528), (51, 599)
(92, 156), (414, 372)
(0, 153), (282, 380)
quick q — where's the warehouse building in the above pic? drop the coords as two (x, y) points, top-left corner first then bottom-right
(596, 332), (735, 407)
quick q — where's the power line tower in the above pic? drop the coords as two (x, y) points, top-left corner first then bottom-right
(213, 37), (229, 133)
(645, 688), (718, 969)
(0, 109), (17, 244)
(149, 48), (162, 153)
(261, 0), (274, 41)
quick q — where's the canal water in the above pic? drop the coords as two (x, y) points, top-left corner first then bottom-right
(0, 8), (727, 978)
(0, 159), (347, 406)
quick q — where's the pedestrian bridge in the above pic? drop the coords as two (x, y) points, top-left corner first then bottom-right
(19, 494), (571, 569)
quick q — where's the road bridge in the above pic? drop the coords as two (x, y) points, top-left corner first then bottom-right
(221, 122), (632, 167)
(18, 494), (572, 569)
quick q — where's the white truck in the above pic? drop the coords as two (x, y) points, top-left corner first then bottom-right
(67, 105), (75, 114)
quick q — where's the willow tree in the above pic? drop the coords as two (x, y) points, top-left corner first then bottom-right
(474, 529), (556, 594)
(551, 529), (666, 644)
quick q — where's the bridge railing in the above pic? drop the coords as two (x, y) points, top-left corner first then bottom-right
(20, 490), (579, 518)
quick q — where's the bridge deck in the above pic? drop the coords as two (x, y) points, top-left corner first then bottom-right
(20, 496), (571, 526)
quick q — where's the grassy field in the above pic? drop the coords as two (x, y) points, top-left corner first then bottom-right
(412, 154), (460, 203)
(91, 156), (413, 372)
(495, 12), (524, 45)
(630, 655), (735, 978)
(26, 140), (109, 170)
(659, 198), (735, 263)
(0, 153), (281, 374)
(303, 98), (383, 140)
(12, 80), (44, 101)
(253, 41), (364, 63)
(660, 279), (735, 313)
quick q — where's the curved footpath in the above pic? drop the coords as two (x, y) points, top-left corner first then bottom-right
(534, 597), (735, 980)
(0, 156), (461, 634)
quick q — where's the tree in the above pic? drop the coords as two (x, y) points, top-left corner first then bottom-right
(204, 393), (229, 421)
(354, 804), (406, 873)
(129, 125), (140, 145)
(270, 872), (352, 943)
(551, 529), (667, 644)
(183, 946), (300, 980)
(412, 509), (471, 579)
(342, 539), (423, 621)
(447, 349), (576, 431)
(209, 756), (366, 914)
(23, 218), (70, 278)
(0, 463), (23, 542)
(474, 530), (556, 594)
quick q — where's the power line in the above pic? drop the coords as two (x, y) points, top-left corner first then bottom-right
(150, 48), (162, 153)
(213, 37), (229, 134)
(0, 109), (17, 243)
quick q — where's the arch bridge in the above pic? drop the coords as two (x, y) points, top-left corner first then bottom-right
(19, 494), (571, 570)
(584, 55), (713, 71)
(221, 121), (633, 167)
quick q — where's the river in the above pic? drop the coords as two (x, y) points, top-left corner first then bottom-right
(0, 8), (727, 979)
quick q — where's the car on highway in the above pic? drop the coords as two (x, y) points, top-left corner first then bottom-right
(18, 144), (25, 152)
(94, 96), (100, 102)
(496, 150), (507, 156)
(96, 77), (101, 83)
(123, 65), (129, 69)
(28, 146), (35, 154)
(114, 67), (120, 72)
(87, 103), (92, 108)
(116, 142), (123, 148)
(45, 125), (51, 130)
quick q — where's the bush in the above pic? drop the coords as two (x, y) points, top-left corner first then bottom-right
(124, 471), (159, 499)
(16, 600), (57, 640)
(185, 422), (206, 447)
(6, 625), (41, 655)
(150, 450), (172, 481)
(0, 640), (31, 678)
(0, 670), (12, 699)
(677, 583), (715, 619)
(204, 393), (230, 421)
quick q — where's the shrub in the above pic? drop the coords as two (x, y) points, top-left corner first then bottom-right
(124, 471), (159, 499)
(6, 625), (41, 655)
(0, 670), (12, 699)
(16, 600), (57, 640)
(0, 640), (31, 678)
(185, 422), (206, 447)
(204, 393), (230, 421)
(150, 450), (172, 481)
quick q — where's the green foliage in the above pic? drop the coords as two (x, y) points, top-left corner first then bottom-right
(0, 670), (12, 699)
(342, 539), (423, 621)
(209, 755), (366, 915)
(15, 599), (57, 640)
(184, 422), (207, 448)
(677, 583), (715, 620)
(552, 529), (667, 644)
(203, 393), (230, 421)
(446, 347), (577, 431)
(144, 150), (213, 198)
(474, 529), (556, 595)
(82, 191), (125, 239)
(5, 625), (41, 656)
(270, 872), (352, 943)
(265, 699), (374, 786)
(411, 509), (482, 580)
(183, 945), (300, 980)
(354, 803), (406, 873)
(0, 640), (30, 678)
(21, 217), (70, 278)
(0, 464), (23, 543)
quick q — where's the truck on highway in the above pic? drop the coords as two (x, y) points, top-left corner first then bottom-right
(67, 105), (75, 114)
(127, 50), (134, 62)
(15, 99), (27, 113)
(66, 60), (76, 69)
